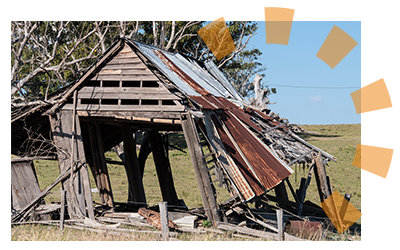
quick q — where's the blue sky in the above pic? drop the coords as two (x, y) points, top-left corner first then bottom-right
(247, 21), (361, 125)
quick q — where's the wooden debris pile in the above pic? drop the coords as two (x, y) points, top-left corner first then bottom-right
(138, 207), (178, 230)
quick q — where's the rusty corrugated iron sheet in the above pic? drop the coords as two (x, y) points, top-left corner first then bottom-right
(194, 95), (263, 133)
(203, 110), (256, 201)
(216, 110), (293, 190)
(131, 40), (294, 198)
(188, 95), (218, 110)
(210, 114), (265, 196)
(153, 50), (210, 96)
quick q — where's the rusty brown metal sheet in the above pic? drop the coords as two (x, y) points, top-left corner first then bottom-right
(210, 114), (265, 196)
(201, 95), (225, 109)
(216, 110), (292, 190)
(246, 108), (289, 132)
(202, 111), (255, 201)
(189, 95), (217, 110)
(153, 50), (210, 96)
(191, 96), (262, 133)
(215, 97), (239, 109)
(228, 109), (262, 133)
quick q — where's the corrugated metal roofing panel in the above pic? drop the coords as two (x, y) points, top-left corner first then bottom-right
(205, 60), (245, 101)
(133, 40), (243, 100)
(153, 50), (210, 96)
(203, 111), (256, 201)
(189, 95), (218, 110)
(185, 57), (233, 98)
(210, 113), (265, 196)
(216, 110), (293, 190)
(133, 41), (200, 96)
(162, 52), (226, 97)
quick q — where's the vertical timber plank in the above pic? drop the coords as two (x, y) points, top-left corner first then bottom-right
(87, 121), (114, 208)
(74, 115), (95, 219)
(314, 152), (331, 203)
(277, 209), (285, 241)
(49, 111), (83, 218)
(180, 111), (221, 228)
(121, 125), (147, 205)
(148, 130), (179, 206)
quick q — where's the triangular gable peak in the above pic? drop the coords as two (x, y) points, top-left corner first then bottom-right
(60, 41), (184, 116)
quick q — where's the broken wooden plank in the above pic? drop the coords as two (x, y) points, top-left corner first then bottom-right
(314, 152), (331, 203)
(87, 121), (114, 208)
(180, 111), (222, 228)
(138, 207), (178, 231)
(12, 163), (83, 222)
(11, 161), (42, 213)
(217, 222), (305, 241)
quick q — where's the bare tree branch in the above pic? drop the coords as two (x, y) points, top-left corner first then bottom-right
(164, 21), (176, 50)
(172, 21), (202, 49)
(217, 32), (256, 69)
(11, 21), (105, 102)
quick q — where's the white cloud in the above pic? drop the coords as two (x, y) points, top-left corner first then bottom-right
(309, 95), (323, 102)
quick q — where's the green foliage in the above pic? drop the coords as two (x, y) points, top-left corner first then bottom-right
(202, 220), (212, 228)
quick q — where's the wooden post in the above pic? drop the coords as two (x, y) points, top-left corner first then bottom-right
(49, 111), (94, 219)
(60, 190), (66, 232)
(314, 152), (331, 203)
(121, 125), (146, 205)
(276, 209), (285, 241)
(87, 121), (114, 208)
(180, 111), (221, 228)
(159, 201), (169, 241)
(138, 132), (152, 180)
(148, 130), (179, 206)
(274, 181), (288, 208)
(297, 164), (315, 216)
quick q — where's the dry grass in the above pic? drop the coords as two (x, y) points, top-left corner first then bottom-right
(12, 125), (361, 241)
(11, 224), (263, 241)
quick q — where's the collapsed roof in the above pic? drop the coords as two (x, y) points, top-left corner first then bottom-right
(11, 38), (336, 204)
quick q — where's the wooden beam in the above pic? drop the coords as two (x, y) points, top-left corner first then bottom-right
(297, 164), (315, 216)
(121, 125), (146, 204)
(49, 111), (89, 219)
(87, 121), (114, 208)
(314, 152), (331, 203)
(74, 114), (95, 219)
(274, 181), (289, 209)
(180, 111), (221, 228)
(148, 130), (179, 206)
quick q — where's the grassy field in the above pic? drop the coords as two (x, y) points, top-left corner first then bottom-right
(12, 123), (361, 240)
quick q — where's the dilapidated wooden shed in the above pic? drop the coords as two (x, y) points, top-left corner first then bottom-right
(11, 38), (337, 228)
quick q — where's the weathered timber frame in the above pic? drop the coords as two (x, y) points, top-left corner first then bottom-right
(12, 38), (337, 230)
(49, 110), (94, 219)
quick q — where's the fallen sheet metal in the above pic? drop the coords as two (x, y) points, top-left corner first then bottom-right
(216, 110), (293, 190)
(203, 110), (256, 201)
(189, 95), (218, 110)
(211, 114), (265, 196)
